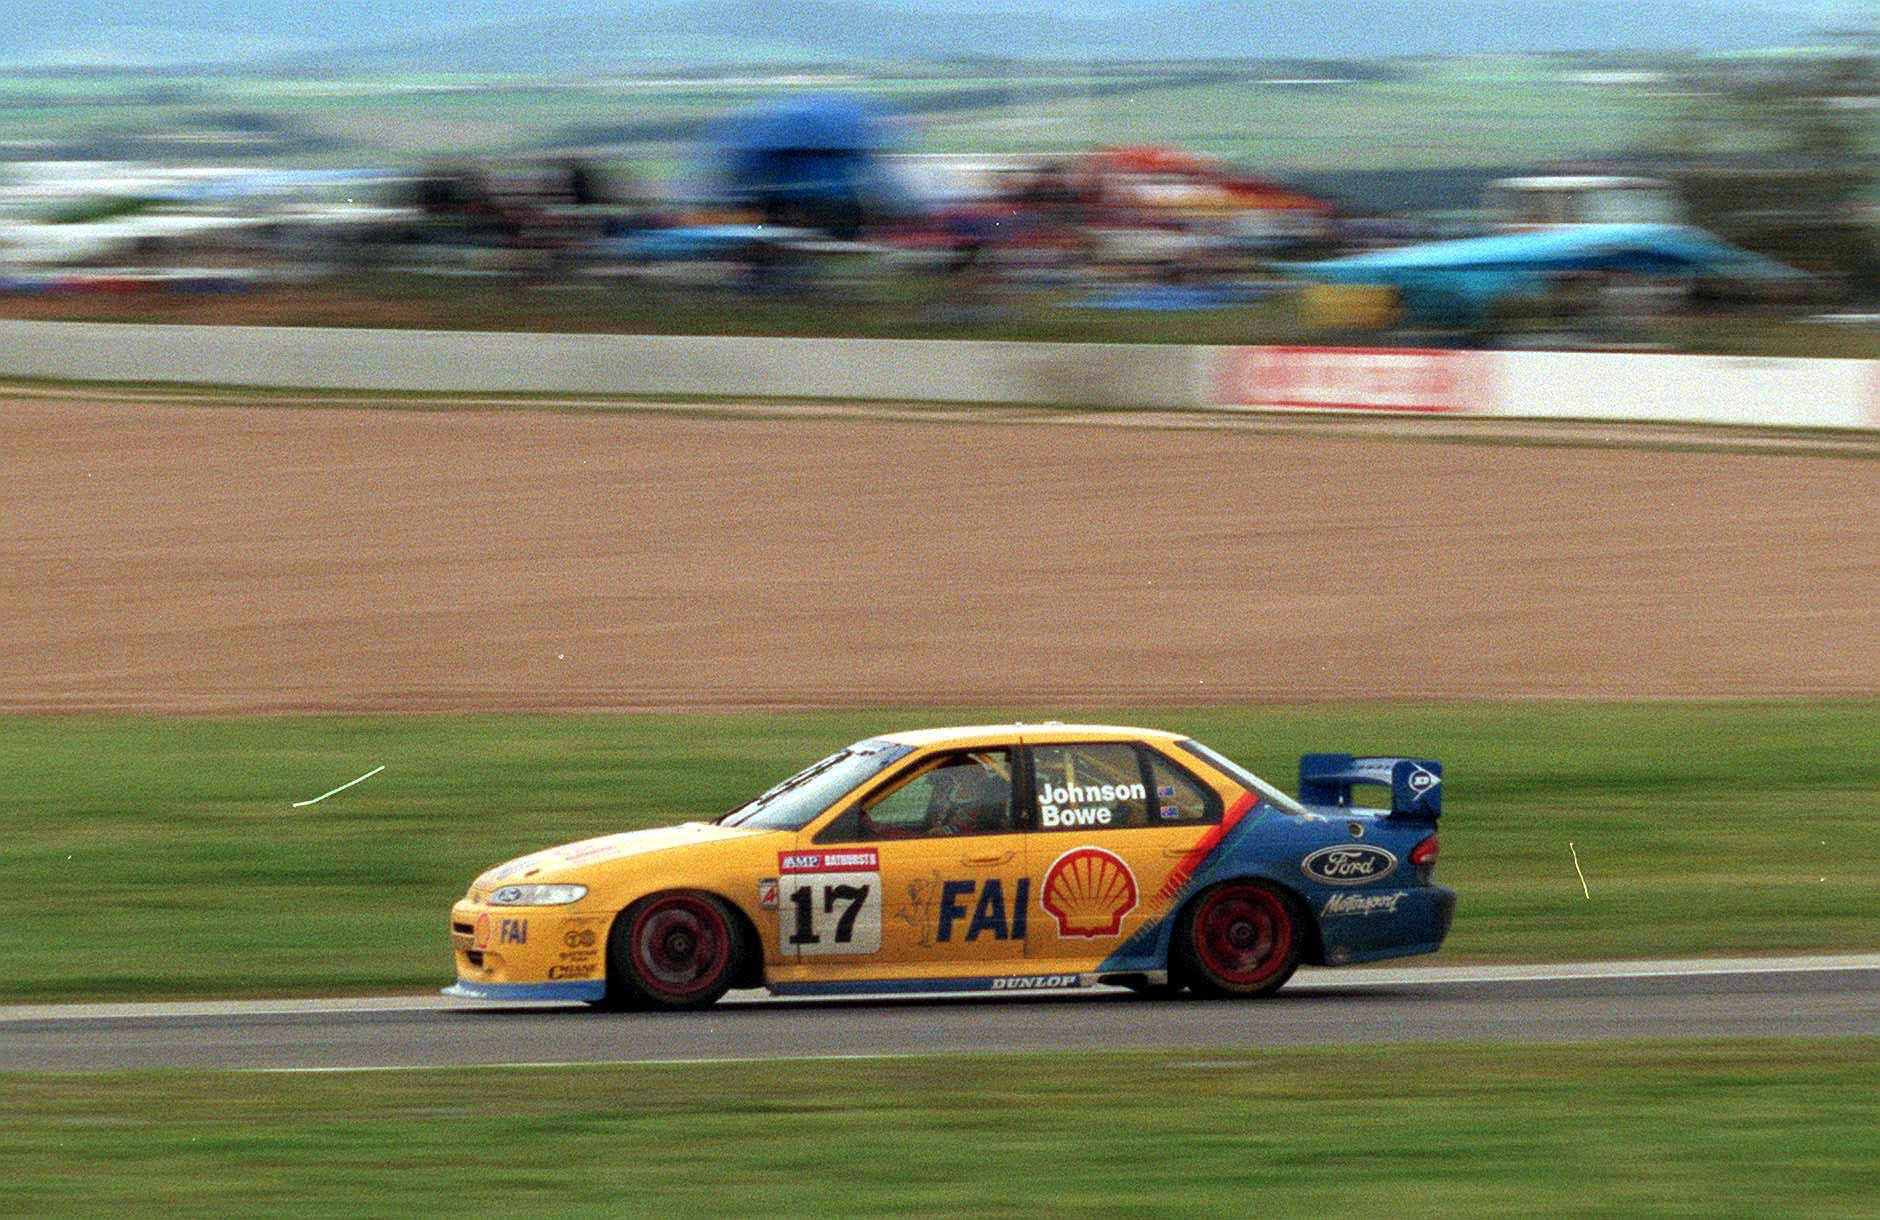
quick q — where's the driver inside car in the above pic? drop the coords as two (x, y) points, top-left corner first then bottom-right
(927, 757), (1012, 836)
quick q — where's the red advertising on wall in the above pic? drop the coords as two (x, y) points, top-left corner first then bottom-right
(1215, 346), (1492, 414)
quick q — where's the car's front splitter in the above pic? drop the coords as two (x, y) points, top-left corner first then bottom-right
(443, 978), (606, 1002)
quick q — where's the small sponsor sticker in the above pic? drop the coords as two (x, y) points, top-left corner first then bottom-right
(1321, 891), (1407, 917)
(473, 913), (492, 950)
(990, 974), (1084, 991)
(758, 877), (780, 909)
(556, 838), (628, 864)
(562, 927), (597, 950)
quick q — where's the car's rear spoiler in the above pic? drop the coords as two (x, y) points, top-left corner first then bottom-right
(1298, 754), (1442, 820)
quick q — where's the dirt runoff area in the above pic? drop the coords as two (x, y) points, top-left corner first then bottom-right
(4, 392), (1876, 714)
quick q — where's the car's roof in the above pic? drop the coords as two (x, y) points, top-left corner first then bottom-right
(877, 723), (1187, 749)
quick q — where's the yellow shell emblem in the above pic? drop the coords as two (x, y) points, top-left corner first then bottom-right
(1041, 846), (1139, 937)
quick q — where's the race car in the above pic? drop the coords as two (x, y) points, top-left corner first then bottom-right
(446, 724), (1453, 1009)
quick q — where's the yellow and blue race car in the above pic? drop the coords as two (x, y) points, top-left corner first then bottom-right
(447, 724), (1453, 1009)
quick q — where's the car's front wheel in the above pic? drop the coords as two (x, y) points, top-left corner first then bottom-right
(1177, 880), (1302, 998)
(604, 891), (746, 1011)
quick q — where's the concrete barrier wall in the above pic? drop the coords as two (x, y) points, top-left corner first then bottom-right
(1209, 344), (1877, 430)
(3, 319), (1873, 429)
(0, 321), (1200, 409)
(1491, 351), (1875, 430)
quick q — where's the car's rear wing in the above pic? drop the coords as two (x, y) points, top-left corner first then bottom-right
(1298, 754), (1442, 820)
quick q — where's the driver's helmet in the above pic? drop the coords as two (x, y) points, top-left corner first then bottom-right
(935, 761), (1007, 833)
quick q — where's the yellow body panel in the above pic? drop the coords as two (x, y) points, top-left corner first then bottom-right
(449, 724), (1253, 999)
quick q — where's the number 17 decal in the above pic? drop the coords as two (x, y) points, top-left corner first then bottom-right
(778, 850), (883, 956)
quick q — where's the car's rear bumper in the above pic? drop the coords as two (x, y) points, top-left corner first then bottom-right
(1317, 884), (1457, 966)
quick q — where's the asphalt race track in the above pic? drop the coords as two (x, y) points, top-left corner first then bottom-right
(5, 958), (1874, 1074)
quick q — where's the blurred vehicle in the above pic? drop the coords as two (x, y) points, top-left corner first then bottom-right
(1486, 175), (1686, 229)
(1289, 221), (1806, 334)
(446, 723), (1452, 1010)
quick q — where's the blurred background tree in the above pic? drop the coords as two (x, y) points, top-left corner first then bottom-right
(1664, 29), (1877, 302)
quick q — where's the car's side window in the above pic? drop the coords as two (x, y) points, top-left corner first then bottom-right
(817, 749), (1017, 842)
(1029, 742), (1152, 831)
(1144, 748), (1223, 825)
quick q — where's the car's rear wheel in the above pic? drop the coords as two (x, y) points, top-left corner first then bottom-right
(604, 891), (745, 1011)
(1178, 880), (1301, 998)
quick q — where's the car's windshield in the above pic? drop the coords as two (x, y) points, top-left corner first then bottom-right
(1176, 738), (1312, 816)
(719, 739), (914, 831)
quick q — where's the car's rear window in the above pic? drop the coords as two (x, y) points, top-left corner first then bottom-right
(1175, 739), (1311, 816)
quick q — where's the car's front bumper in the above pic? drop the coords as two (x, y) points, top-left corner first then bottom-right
(449, 898), (612, 999)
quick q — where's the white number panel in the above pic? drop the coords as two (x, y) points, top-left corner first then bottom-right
(776, 849), (882, 956)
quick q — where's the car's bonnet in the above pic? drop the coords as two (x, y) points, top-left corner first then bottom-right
(476, 821), (770, 887)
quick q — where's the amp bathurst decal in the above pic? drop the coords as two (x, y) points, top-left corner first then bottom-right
(1040, 846), (1138, 938)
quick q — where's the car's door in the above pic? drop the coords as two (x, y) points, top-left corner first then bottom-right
(789, 746), (1031, 980)
(1019, 738), (1223, 969)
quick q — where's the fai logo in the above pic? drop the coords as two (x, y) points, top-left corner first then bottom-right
(1040, 847), (1138, 938)
(936, 878), (1031, 943)
(1300, 844), (1398, 887)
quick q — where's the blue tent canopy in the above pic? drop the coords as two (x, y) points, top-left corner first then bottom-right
(699, 94), (908, 222)
(711, 94), (893, 154)
(1286, 223), (1804, 326)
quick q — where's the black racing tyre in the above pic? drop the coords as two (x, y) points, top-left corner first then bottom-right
(1176, 880), (1302, 999)
(604, 891), (746, 1011)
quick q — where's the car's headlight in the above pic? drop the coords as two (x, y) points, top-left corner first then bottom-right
(486, 884), (588, 906)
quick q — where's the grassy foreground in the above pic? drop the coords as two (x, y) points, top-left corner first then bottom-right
(2, 1040), (1875, 1217)
(1, 702), (1875, 1002)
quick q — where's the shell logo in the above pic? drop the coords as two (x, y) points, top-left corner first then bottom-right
(1040, 846), (1139, 938)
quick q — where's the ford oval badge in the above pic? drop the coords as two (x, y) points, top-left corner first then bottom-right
(1300, 844), (1398, 886)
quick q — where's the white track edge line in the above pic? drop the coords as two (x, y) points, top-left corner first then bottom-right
(6, 955), (1876, 1024)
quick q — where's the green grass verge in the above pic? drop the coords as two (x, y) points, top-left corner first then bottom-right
(2, 702), (1875, 1003)
(2, 1040), (1875, 1216)
(7, 272), (1874, 358)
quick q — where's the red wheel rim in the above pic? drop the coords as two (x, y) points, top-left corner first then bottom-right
(1193, 886), (1291, 987)
(629, 896), (729, 999)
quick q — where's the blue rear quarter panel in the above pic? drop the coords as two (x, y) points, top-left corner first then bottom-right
(1097, 802), (1455, 973)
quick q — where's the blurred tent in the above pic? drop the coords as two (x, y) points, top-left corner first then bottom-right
(698, 94), (910, 238)
(1289, 223), (1805, 327)
(1086, 145), (1336, 216)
